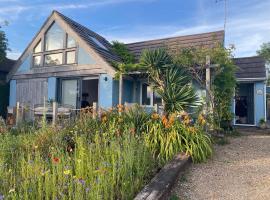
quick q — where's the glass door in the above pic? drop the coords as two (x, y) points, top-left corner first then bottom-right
(61, 79), (79, 108)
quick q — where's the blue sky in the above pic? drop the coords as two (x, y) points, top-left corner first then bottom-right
(0, 0), (269, 60)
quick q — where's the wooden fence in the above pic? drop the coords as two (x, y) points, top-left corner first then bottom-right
(7, 102), (163, 127)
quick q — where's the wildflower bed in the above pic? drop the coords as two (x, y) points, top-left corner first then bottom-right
(0, 107), (212, 200)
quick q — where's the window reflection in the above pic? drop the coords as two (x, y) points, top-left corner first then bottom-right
(45, 53), (63, 66)
(33, 56), (41, 67)
(67, 35), (76, 48)
(45, 23), (64, 51)
(34, 41), (42, 53)
(66, 51), (76, 64)
(142, 83), (151, 105)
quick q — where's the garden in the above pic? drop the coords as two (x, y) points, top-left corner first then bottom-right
(0, 44), (236, 199)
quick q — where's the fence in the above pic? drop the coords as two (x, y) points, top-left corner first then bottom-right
(7, 102), (163, 127)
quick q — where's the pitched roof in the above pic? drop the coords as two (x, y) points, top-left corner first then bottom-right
(234, 56), (266, 80)
(126, 30), (225, 60)
(0, 58), (16, 73)
(55, 11), (121, 63)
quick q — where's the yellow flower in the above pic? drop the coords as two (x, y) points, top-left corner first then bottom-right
(64, 170), (71, 175)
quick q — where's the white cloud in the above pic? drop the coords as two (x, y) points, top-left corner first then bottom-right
(7, 51), (21, 60)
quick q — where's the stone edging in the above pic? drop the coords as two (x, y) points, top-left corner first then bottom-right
(134, 153), (191, 200)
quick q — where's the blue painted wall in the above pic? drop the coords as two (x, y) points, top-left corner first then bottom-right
(255, 81), (266, 125)
(112, 80), (119, 106)
(48, 77), (57, 101)
(122, 80), (133, 103)
(99, 74), (113, 109)
(78, 47), (95, 65)
(9, 80), (16, 107)
(17, 55), (31, 73)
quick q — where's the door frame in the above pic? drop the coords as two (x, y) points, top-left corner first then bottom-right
(58, 76), (99, 109)
(234, 82), (256, 126)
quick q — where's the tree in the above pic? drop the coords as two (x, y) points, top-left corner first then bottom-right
(174, 45), (237, 130)
(257, 42), (270, 65)
(0, 22), (8, 63)
(140, 49), (199, 114)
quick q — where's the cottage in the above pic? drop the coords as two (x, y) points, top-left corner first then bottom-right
(6, 11), (267, 126)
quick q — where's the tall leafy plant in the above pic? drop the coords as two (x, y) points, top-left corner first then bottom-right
(140, 49), (199, 114)
(174, 45), (237, 130)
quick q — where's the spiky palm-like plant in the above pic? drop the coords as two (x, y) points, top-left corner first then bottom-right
(140, 48), (199, 114)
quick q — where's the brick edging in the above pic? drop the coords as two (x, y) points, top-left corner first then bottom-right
(134, 153), (191, 200)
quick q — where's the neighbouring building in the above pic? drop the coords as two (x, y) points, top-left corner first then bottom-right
(0, 58), (15, 118)
(6, 10), (267, 126)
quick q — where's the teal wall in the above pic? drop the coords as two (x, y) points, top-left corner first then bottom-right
(9, 80), (16, 107)
(17, 55), (31, 73)
(122, 80), (133, 103)
(255, 81), (266, 125)
(99, 74), (113, 109)
(48, 77), (57, 101)
(78, 47), (95, 65)
(112, 80), (119, 106)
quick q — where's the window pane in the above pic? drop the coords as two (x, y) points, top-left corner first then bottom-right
(45, 23), (64, 51)
(61, 79), (78, 108)
(34, 41), (42, 53)
(45, 53), (63, 66)
(142, 83), (151, 105)
(153, 92), (162, 105)
(33, 56), (41, 67)
(67, 35), (76, 48)
(66, 51), (76, 64)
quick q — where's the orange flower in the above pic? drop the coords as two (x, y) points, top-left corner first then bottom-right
(117, 104), (124, 112)
(151, 113), (159, 120)
(52, 157), (60, 164)
(198, 114), (206, 126)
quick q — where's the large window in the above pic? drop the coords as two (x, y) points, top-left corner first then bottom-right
(45, 53), (63, 66)
(32, 22), (79, 68)
(45, 23), (64, 51)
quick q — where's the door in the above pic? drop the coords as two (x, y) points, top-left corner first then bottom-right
(61, 79), (79, 108)
(235, 83), (255, 125)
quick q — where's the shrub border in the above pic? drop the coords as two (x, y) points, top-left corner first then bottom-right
(134, 153), (191, 200)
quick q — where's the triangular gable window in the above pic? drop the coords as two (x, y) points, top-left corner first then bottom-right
(34, 40), (42, 53)
(45, 22), (65, 51)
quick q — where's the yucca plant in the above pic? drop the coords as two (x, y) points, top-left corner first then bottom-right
(140, 48), (199, 114)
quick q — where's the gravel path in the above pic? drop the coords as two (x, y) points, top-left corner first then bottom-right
(171, 134), (270, 200)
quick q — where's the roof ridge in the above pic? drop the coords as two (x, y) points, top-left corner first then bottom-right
(126, 30), (225, 45)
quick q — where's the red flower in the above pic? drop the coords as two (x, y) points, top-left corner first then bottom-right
(52, 157), (60, 163)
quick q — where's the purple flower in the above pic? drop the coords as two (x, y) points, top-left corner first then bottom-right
(0, 194), (4, 200)
(78, 178), (85, 185)
(86, 187), (91, 192)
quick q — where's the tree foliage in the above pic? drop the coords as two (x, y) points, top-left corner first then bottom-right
(257, 42), (270, 64)
(0, 22), (8, 63)
(140, 49), (199, 114)
(174, 45), (237, 129)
